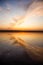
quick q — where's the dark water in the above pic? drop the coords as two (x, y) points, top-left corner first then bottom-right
(0, 32), (43, 64)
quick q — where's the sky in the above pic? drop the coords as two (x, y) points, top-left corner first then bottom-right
(0, 0), (43, 30)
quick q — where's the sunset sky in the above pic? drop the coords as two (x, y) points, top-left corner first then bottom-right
(0, 0), (43, 30)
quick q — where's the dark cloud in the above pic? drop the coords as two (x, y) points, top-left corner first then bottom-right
(24, 0), (43, 11)
(36, 0), (43, 1)
(24, 0), (34, 11)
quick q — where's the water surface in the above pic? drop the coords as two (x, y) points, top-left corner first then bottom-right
(0, 32), (43, 64)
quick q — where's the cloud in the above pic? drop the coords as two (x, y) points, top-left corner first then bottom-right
(24, 0), (43, 19)
(10, 0), (43, 29)
(5, 3), (11, 14)
(0, 6), (3, 12)
(5, 8), (10, 14)
(24, 0), (43, 12)
(0, 3), (11, 15)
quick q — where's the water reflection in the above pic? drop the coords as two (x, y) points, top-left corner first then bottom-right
(0, 32), (43, 62)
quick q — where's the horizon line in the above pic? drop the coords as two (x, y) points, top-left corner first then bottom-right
(0, 30), (43, 32)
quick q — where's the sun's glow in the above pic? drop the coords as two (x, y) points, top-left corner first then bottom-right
(0, 0), (43, 30)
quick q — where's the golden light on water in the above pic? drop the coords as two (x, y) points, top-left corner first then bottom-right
(0, 32), (43, 62)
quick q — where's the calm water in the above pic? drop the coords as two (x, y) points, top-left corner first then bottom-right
(0, 32), (43, 64)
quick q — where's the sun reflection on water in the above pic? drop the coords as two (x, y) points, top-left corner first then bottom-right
(0, 32), (43, 62)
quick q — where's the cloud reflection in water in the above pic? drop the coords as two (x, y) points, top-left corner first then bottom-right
(0, 32), (43, 63)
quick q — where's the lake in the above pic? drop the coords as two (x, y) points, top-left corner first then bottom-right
(0, 32), (43, 64)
